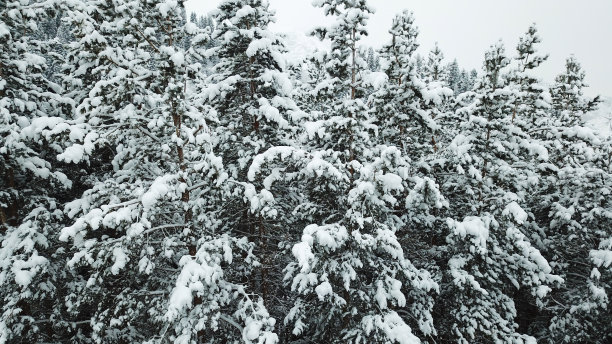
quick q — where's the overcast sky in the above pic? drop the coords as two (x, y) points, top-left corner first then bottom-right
(185, 0), (612, 97)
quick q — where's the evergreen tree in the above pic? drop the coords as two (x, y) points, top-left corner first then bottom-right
(1, 3), (610, 343)
(0, 1), (73, 342)
(370, 10), (451, 160)
(423, 43), (445, 83)
(366, 46), (380, 72)
(445, 59), (461, 94)
(550, 56), (600, 121)
(433, 42), (560, 343)
(200, 0), (306, 340)
(509, 24), (551, 129)
(534, 55), (611, 344)
(49, 1), (276, 342)
(250, 2), (441, 342)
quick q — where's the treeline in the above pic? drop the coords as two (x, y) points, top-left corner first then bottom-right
(0, 1), (610, 344)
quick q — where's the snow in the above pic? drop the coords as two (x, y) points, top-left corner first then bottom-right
(364, 312), (421, 344)
(57, 132), (99, 164)
(363, 72), (388, 89)
(243, 319), (262, 341)
(304, 224), (348, 250)
(590, 239), (612, 268)
(141, 175), (174, 209)
(257, 97), (289, 128)
(234, 5), (255, 21)
(12, 254), (48, 288)
(282, 32), (329, 66)
(158, 0), (178, 17)
(246, 38), (273, 57)
(292, 242), (314, 272)
(502, 201), (528, 224)
(304, 120), (326, 140)
(448, 216), (489, 248)
(0, 23), (9, 38)
(562, 126), (601, 145)
(171, 51), (185, 66)
(314, 281), (332, 300)
(377, 173), (403, 192)
(167, 285), (192, 319)
(110, 247), (128, 275)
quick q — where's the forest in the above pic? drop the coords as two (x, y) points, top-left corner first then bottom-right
(1, 0), (611, 343)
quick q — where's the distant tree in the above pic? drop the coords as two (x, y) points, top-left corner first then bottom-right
(366, 47), (381, 71)
(445, 59), (461, 93)
(423, 43), (446, 83)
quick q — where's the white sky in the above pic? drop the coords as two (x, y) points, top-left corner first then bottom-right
(185, 0), (612, 97)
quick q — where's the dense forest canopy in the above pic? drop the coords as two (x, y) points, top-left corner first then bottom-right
(1, 0), (610, 343)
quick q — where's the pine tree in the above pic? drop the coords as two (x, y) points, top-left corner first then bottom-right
(550, 56), (600, 120)
(199, 0), (308, 341)
(509, 24), (550, 130)
(423, 43), (445, 84)
(433, 42), (561, 343)
(249, 2), (441, 342)
(445, 59), (461, 94)
(370, 10), (451, 161)
(0, 1), (74, 342)
(48, 1), (279, 342)
(533, 55), (611, 344)
(366, 47), (380, 72)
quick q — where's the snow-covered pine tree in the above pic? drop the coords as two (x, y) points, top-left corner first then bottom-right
(509, 24), (551, 131)
(45, 1), (277, 343)
(456, 69), (470, 94)
(366, 11), (452, 273)
(445, 59), (461, 94)
(550, 56), (600, 120)
(200, 2), (305, 339)
(366, 47), (381, 72)
(370, 10), (451, 160)
(0, 1), (75, 342)
(423, 43), (446, 84)
(433, 41), (561, 343)
(532, 56), (612, 344)
(248, 2), (442, 342)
